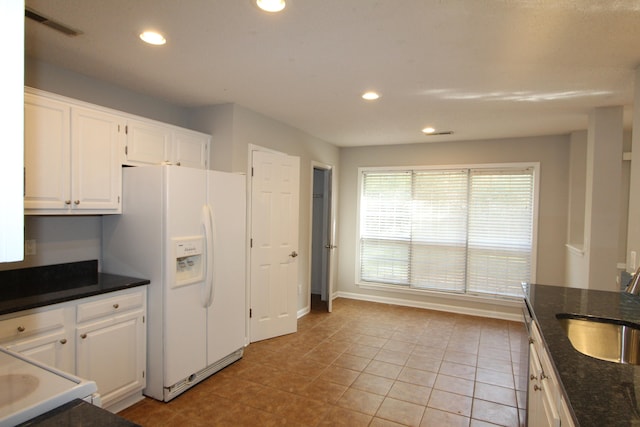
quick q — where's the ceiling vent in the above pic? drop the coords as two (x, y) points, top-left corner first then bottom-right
(25, 7), (82, 36)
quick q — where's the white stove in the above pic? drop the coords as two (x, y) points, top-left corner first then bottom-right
(0, 347), (98, 427)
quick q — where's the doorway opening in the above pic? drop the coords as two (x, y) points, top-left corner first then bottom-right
(310, 164), (334, 312)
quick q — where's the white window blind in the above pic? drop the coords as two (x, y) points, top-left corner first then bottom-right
(359, 166), (535, 298)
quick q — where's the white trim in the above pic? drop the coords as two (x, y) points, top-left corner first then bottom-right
(335, 291), (524, 322)
(565, 243), (585, 256)
(297, 306), (310, 318)
(357, 281), (522, 305)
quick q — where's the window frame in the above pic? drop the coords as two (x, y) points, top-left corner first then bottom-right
(355, 162), (540, 300)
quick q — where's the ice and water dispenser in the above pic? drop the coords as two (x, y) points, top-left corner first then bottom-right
(173, 237), (205, 288)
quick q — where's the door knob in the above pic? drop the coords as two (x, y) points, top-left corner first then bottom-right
(289, 251), (298, 258)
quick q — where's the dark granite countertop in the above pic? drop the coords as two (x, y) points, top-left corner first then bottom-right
(525, 283), (640, 427)
(17, 399), (140, 426)
(0, 260), (149, 316)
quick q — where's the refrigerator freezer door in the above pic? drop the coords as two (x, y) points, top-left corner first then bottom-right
(163, 166), (209, 387)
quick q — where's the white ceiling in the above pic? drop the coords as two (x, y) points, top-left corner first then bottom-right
(24, 0), (640, 147)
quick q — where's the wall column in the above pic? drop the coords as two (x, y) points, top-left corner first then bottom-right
(627, 68), (640, 274)
(584, 106), (623, 290)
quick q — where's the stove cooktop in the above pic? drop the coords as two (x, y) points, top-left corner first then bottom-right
(0, 348), (98, 427)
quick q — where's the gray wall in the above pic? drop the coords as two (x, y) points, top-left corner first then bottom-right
(337, 135), (571, 305)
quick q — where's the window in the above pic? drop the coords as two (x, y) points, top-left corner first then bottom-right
(358, 165), (536, 298)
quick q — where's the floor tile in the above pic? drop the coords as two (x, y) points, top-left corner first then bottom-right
(434, 373), (475, 397)
(333, 353), (371, 371)
(420, 407), (470, 427)
(346, 343), (381, 359)
(336, 387), (385, 415)
(376, 397), (426, 426)
(351, 372), (395, 395)
(428, 389), (473, 417)
(318, 405), (373, 426)
(375, 348), (411, 365)
(439, 360), (477, 381)
(476, 367), (515, 389)
(397, 366), (437, 387)
(474, 381), (517, 407)
(370, 417), (407, 427)
(471, 398), (519, 426)
(301, 378), (348, 403)
(444, 350), (478, 367)
(318, 365), (360, 386)
(406, 354), (442, 372)
(387, 381), (432, 406)
(364, 360), (404, 379)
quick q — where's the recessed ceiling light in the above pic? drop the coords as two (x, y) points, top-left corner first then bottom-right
(256, 0), (286, 12)
(422, 127), (454, 136)
(139, 31), (166, 45)
(362, 91), (380, 101)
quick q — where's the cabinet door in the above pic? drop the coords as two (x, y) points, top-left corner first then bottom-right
(125, 119), (171, 166)
(24, 93), (71, 210)
(6, 330), (74, 373)
(529, 343), (543, 427)
(76, 310), (145, 408)
(72, 107), (123, 212)
(173, 129), (209, 169)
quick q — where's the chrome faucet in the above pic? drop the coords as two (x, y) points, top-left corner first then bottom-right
(625, 266), (640, 295)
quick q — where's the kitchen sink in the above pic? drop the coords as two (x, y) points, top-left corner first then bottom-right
(556, 314), (640, 365)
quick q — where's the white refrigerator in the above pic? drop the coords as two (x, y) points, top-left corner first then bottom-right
(102, 165), (246, 402)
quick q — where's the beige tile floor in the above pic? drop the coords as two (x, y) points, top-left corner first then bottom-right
(119, 297), (528, 426)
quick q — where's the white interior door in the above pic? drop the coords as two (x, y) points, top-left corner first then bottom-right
(250, 149), (300, 342)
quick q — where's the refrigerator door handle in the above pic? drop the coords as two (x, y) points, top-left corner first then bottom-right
(202, 205), (216, 308)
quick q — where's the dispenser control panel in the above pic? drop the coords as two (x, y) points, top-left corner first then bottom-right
(173, 237), (204, 288)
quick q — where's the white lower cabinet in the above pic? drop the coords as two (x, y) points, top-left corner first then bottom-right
(528, 320), (575, 427)
(76, 290), (146, 411)
(0, 307), (74, 373)
(0, 286), (147, 413)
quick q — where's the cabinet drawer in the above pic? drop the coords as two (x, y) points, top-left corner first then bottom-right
(77, 291), (144, 323)
(0, 308), (65, 342)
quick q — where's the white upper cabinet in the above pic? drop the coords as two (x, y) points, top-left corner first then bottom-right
(124, 119), (171, 166)
(172, 128), (209, 169)
(24, 92), (122, 215)
(71, 107), (122, 212)
(24, 93), (71, 212)
(123, 119), (209, 169)
(24, 87), (212, 215)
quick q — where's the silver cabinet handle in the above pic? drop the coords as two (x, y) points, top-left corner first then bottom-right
(17, 326), (25, 332)
(289, 251), (298, 258)
(324, 244), (337, 249)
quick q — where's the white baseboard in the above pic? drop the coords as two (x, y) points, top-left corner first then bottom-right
(297, 305), (310, 318)
(334, 291), (524, 323)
